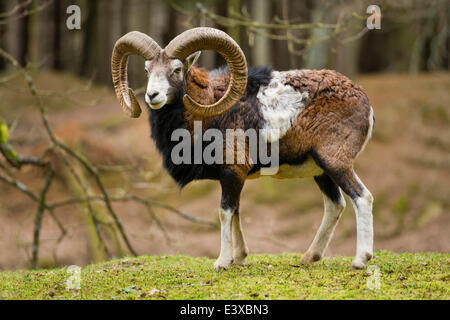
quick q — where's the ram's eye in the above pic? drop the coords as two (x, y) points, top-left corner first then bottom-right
(173, 67), (182, 74)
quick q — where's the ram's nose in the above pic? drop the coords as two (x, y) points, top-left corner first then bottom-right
(147, 90), (160, 103)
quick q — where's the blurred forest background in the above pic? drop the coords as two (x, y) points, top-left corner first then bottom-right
(0, 0), (449, 270)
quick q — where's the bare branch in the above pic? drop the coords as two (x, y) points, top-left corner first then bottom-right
(58, 150), (112, 258)
(50, 195), (218, 228)
(0, 45), (215, 267)
(0, 0), (32, 19)
(0, 0), (53, 25)
(31, 167), (54, 269)
(0, 170), (66, 237)
(0, 46), (138, 257)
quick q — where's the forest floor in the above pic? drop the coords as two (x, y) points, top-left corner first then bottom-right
(0, 71), (449, 270)
(0, 251), (448, 300)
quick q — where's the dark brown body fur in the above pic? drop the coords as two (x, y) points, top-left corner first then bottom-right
(183, 67), (372, 191)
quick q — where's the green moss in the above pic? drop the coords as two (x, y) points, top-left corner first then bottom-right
(0, 251), (448, 300)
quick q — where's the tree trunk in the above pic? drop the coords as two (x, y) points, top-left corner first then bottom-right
(305, 3), (330, 69)
(227, 0), (241, 45)
(0, 1), (7, 70)
(52, 0), (63, 70)
(97, 0), (114, 83)
(251, 0), (270, 66)
(80, 0), (99, 76)
(126, 0), (151, 89)
(6, 0), (30, 67)
(198, 8), (216, 70)
(333, 2), (361, 79)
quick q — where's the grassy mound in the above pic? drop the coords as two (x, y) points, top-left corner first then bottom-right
(0, 251), (448, 300)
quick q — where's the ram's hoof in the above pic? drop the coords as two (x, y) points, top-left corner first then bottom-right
(351, 260), (367, 270)
(232, 256), (247, 266)
(214, 258), (232, 271)
(351, 253), (372, 270)
(300, 251), (322, 265)
(232, 249), (248, 266)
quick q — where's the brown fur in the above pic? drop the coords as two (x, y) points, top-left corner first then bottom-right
(185, 66), (214, 102)
(184, 67), (256, 180)
(183, 68), (372, 183)
(279, 70), (371, 171)
(174, 65), (371, 186)
(219, 69), (370, 180)
(210, 71), (231, 102)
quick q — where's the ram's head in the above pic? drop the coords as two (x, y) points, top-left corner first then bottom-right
(111, 27), (247, 118)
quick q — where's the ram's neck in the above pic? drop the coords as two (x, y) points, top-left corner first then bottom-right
(147, 92), (185, 153)
(183, 66), (231, 132)
(147, 88), (217, 188)
(185, 66), (215, 105)
(147, 66), (216, 157)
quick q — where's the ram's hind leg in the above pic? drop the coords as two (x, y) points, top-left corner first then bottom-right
(328, 169), (373, 269)
(301, 174), (346, 264)
(312, 151), (374, 269)
(346, 173), (374, 269)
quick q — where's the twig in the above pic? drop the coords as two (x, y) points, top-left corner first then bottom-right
(0, 42), (216, 267)
(58, 150), (112, 258)
(146, 205), (172, 245)
(31, 166), (54, 269)
(0, 171), (66, 237)
(189, 2), (337, 30)
(0, 0), (53, 25)
(0, 0), (32, 19)
(56, 142), (138, 256)
(0, 46), (138, 257)
(50, 194), (218, 228)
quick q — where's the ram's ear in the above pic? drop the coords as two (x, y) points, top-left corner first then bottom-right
(183, 51), (201, 73)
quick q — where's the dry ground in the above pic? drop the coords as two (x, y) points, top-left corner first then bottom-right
(0, 70), (449, 269)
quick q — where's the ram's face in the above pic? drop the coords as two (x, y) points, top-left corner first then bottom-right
(112, 29), (246, 118)
(144, 53), (184, 109)
(144, 52), (200, 110)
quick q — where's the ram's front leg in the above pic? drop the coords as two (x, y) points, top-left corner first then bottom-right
(214, 207), (234, 271)
(214, 168), (246, 271)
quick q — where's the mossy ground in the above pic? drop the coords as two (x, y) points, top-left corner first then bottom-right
(0, 251), (448, 300)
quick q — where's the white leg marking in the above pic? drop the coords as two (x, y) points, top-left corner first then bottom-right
(301, 191), (346, 264)
(231, 213), (248, 265)
(214, 208), (234, 271)
(351, 174), (374, 269)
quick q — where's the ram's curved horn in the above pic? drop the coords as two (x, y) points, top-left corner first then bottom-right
(111, 31), (161, 118)
(164, 27), (247, 117)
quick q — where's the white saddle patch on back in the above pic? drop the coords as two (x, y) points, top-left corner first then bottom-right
(257, 71), (310, 143)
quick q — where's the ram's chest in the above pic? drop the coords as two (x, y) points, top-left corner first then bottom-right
(256, 71), (310, 143)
